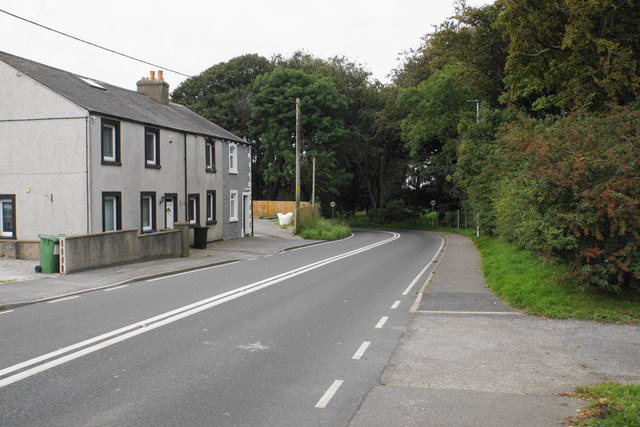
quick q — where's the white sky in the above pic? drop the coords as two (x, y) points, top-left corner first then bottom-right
(0, 1), (491, 91)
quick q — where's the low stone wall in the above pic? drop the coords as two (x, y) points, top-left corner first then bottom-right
(0, 240), (40, 260)
(60, 223), (190, 273)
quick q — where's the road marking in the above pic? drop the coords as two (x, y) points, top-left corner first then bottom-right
(417, 310), (522, 315)
(248, 258), (258, 261)
(352, 341), (371, 360)
(375, 316), (389, 329)
(0, 310), (14, 315)
(391, 301), (401, 309)
(0, 232), (400, 389)
(104, 285), (128, 292)
(402, 235), (444, 296)
(315, 380), (344, 408)
(146, 262), (238, 282)
(47, 296), (80, 304)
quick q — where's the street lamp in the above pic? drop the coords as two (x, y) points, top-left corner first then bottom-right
(466, 99), (480, 123)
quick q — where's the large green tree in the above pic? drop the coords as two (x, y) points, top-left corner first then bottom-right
(248, 68), (348, 203)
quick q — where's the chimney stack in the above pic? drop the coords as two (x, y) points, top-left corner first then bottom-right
(137, 70), (169, 104)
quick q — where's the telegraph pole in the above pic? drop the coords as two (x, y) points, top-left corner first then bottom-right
(295, 98), (301, 234)
(312, 157), (316, 209)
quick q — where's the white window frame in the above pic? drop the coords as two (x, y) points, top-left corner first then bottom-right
(229, 143), (238, 174)
(102, 123), (116, 162)
(229, 190), (238, 222)
(206, 139), (216, 172)
(145, 128), (160, 167)
(206, 191), (216, 224)
(141, 193), (155, 233)
(188, 194), (199, 225)
(0, 196), (15, 238)
(102, 193), (121, 232)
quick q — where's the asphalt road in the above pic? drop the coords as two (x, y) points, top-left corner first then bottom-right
(0, 229), (442, 426)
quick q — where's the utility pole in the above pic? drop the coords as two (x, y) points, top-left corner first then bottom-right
(295, 98), (301, 234)
(312, 157), (316, 211)
(466, 99), (480, 123)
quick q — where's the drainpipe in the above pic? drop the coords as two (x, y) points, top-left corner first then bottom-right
(85, 116), (91, 233)
(184, 133), (188, 221)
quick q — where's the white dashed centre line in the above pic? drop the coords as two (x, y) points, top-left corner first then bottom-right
(315, 380), (344, 408)
(391, 300), (401, 309)
(47, 296), (80, 304)
(0, 310), (14, 315)
(375, 316), (389, 329)
(352, 341), (371, 360)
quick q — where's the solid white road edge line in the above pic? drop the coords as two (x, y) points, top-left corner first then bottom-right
(46, 296), (80, 304)
(146, 262), (239, 282)
(315, 380), (344, 408)
(0, 232), (400, 389)
(352, 341), (371, 360)
(375, 316), (389, 329)
(410, 234), (447, 313)
(391, 301), (401, 309)
(0, 310), (14, 315)
(104, 285), (128, 292)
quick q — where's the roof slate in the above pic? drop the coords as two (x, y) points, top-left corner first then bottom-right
(0, 51), (244, 143)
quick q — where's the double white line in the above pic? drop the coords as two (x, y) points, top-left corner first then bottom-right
(0, 232), (399, 389)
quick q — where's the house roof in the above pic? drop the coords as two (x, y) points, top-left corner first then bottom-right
(0, 51), (245, 143)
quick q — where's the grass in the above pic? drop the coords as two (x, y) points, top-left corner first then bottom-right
(474, 236), (640, 325)
(298, 217), (351, 240)
(573, 382), (640, 426)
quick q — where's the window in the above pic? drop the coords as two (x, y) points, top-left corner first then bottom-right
(188, 194), (200, 225)
(102, 192), (122, 232)
(140, 192), (156, 233)
(206, 139), (216, 173)
(229, 143), (238, 174)
(229, 190), (238, 222)
(0, 195), (16, 239)
(145, 127), (160, 168)
(101, 118), (120, 165)
(206, 191), (217, 224)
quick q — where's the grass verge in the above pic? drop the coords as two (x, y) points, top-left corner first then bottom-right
(474, 236), (640, 325)
(573, 382), (640, 426)
(298, 217), (351, 240)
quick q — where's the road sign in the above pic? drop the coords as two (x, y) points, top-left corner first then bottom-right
(330, 201), (336, 208)
(430, 200), (436, 206)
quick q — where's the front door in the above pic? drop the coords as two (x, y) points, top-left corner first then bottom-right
(165, 196), (175, 229)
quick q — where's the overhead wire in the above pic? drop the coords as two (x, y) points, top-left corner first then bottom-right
(0, 8), (296, 104)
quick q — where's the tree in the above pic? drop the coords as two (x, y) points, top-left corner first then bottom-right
(396, 64), (476, 211)
(248, 68), (348, 203)
(171, 54), (273, 137)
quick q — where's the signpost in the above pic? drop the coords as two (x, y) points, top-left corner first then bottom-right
(430, 200), (436, 226)
(330, 201), (336, 219)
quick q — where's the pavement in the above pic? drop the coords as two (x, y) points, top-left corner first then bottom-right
(0, 219), (319, 310)
(2, 224), (639, 425)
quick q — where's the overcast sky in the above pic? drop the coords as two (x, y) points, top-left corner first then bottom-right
(1, 1), (490, 91)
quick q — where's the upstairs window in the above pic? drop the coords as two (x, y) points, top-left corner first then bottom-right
(0, 195), (16, 239)
(140, 192), (156, 233)
(145, 127), (160, 168)
(229, 143), (238, 174)
(101, 119), (121, 165)
(206, 139), (216, 173)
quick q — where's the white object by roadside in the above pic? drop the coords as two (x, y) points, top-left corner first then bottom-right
(277, 212), (293, 226)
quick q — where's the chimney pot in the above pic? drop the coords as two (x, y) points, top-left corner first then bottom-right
(158, 70), (164, 80)
(150, 71), (155, 80)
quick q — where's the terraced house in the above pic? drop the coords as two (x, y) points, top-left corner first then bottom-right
(0, 51), (252, 260)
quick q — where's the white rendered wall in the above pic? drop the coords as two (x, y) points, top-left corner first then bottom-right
(0, 60), (89, 240)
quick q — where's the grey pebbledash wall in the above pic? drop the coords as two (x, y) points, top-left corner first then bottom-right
(222, 141), (252, 240)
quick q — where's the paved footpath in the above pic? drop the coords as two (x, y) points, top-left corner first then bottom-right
(350, 232), (640, 427)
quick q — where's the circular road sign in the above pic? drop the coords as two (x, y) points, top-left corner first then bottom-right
(430, 200), (436, 206)
(330, 201), (336, 208)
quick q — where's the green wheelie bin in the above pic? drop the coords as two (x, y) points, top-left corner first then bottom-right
(38, 235), (60, 274)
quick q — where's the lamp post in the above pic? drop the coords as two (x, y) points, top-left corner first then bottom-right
(295, 98), (301, 234)
(466, 99), (480, 123)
